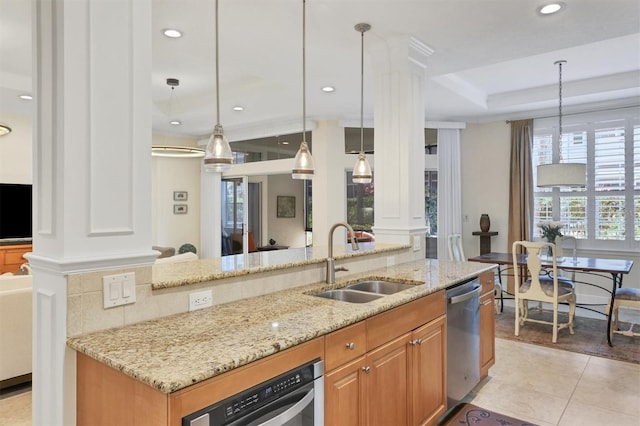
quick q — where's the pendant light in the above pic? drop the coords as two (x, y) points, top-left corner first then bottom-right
(0, 124), (11, 137)
(537, 60), (586, 187)
(352, 23), (372, 184)
(292, 0), (315, 179)
(203, 0), (233, 172)
(151, 79), (205, 158)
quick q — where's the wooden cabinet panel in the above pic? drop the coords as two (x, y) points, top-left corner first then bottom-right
(324, 356), (366, 426)
(324, 321), (366, 371)
(479, 271), (496, 379)
(366, 291), (444, 350)
(0, 244), (31, 274)
(366, 333), (409, 426)
(409, 315), (446, 426)
(480, 291), (495, 379)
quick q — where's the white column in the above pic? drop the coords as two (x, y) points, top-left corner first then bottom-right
(370, 36), (432, 254)
(200, 169), (222, 258)
(310, 120), (347, 249)
(31, 0), (154, 424)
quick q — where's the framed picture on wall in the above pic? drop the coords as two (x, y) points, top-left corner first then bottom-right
(174, 204), (188, 214)
(173, 191), (188, 201)
(277, 196), (295, 218)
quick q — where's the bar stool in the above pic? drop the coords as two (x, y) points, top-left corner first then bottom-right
(608, 287), (640, 342)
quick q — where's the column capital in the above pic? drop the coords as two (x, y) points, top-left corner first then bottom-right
(370, 35), (434, 73)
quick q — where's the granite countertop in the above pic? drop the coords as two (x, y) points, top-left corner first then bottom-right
(152, 242), (409, 289)
(68, 259), (496, 394)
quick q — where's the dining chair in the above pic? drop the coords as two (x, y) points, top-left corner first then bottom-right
(607, 287), (640, 342)
(512, 241), (576, 343)
(449, 234), (503, 313)
(447, 234), (465, 262)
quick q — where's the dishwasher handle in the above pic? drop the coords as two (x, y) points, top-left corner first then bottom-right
(448, 285), (481, 305)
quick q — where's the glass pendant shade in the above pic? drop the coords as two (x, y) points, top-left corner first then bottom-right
(204, 124), (233, 172)
(353, 152), (372, 184)
(292, 140), (314, 179)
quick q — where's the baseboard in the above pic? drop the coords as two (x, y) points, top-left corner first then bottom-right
(0, 373), (31, 391)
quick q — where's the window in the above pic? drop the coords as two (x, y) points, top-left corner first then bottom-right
(533, 108), (640, 249)
(346, 171), (374, 231)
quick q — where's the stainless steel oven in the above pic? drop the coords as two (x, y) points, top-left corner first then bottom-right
(182, 359), (324, 426)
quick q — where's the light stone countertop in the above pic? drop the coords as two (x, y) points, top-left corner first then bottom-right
(151, 242), (409, 289)
(68, 258), (496, 394)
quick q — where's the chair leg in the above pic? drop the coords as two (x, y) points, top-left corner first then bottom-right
(552, 306), (558, 343)
(515, 297), (520, 337)
(568, 295), (576, 335)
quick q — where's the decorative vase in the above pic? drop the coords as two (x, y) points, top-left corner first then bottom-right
(479, 214), (490, 232)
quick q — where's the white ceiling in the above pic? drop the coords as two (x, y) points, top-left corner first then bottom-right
(1, 0), (639, 140)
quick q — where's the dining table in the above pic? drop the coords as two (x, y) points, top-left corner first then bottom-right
(468, 252), (634, 346)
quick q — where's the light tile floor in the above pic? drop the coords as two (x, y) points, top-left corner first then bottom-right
(471, 338), (640, 426)
(1, 338), (639, 426)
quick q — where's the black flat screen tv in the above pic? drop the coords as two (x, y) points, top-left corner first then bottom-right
(0, 183), (33, 240)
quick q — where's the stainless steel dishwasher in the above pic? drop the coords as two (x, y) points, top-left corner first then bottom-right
(446, 278), (481, 409)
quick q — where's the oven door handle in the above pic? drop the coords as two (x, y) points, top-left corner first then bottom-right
(256, 388), (314, 426)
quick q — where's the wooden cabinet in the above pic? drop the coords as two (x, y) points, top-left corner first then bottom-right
(325, 291), (447, 426)
(409, 315), (446, 426)
(0, 244), (31, 274)
(479, 271), (496, 379)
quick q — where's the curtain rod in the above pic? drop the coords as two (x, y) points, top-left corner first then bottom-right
(505, 104), (639, 124)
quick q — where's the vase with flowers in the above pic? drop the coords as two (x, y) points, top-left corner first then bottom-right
(537, 220), (564, 258)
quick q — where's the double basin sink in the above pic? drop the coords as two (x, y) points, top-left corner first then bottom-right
(314, 280), (415, 303)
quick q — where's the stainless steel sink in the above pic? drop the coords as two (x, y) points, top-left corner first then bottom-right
(314, 289), (383, 303)
(346, 280), (414, 295)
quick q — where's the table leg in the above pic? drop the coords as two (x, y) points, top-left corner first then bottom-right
(606, 273), (624, 347)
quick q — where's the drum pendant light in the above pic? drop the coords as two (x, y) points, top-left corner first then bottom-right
(292, 0), (315, 179)
(204, 0), (233, 172)
(536, 60), (586, 187)
(352, 23), (372, 184)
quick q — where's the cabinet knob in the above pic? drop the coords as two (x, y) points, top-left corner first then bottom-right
(362, 366), (371, 373)
(346, 342), (355, 350)
(409, 339), (423, 346)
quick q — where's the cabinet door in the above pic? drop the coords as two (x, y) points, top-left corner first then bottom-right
(365, 333), (409, 426)
(325, 356), (366, 426)
(479, 291), (495, 379)
(409, 315), (446, 426)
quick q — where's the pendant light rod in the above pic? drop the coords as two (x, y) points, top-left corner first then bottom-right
(351, 23), (372, 184)
(302, 0), (307, 143)
(203, 0), (233, 172)
(555, 60), (566, 137)
(356, 23), (370, 153)
(215, 0), (221, 126)
(291, 0), (314, 179)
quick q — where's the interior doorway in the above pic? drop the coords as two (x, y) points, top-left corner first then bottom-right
(221, 177), (261, 255)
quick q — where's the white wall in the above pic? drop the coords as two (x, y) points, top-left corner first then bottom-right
(266, 174), (306, 248)
(0, 113), (32, 183)
(151, 134), (202, 252)
(460, 121), (511, 257)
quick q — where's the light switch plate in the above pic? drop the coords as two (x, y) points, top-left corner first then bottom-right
(412, 235), (421, 251)
(103, 272), (136, 309)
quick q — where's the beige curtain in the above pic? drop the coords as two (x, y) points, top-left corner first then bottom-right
(507, 119), (534, 292)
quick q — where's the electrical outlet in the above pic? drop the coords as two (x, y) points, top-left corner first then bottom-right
(189, 289), (213, 311)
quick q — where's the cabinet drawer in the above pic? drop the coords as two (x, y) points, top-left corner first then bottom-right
(479, 271), (495, 296)
(325, 322), (366, 371)
(5, 250), (28, 265)
(366, 291), (445, 351)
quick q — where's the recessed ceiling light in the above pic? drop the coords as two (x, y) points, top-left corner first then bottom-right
(537, 2), (565, 15)
(321, 86), (335, 93)
(163, 28), (183, 38)
(19, 94), (32, 100)
(232, 106), (244, 111)
(169, 120), (182, 126)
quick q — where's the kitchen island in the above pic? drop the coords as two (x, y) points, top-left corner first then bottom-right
(68, 258), (496, 425)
